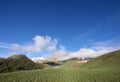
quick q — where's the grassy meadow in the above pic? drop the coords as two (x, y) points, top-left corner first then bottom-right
(0, 50), (120, 82)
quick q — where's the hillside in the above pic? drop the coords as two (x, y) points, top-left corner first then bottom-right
(57, 50), (120, 69)
(0, 50), (120, 82)
(81, 50), (120, 69)
(0, 54), (44, 73)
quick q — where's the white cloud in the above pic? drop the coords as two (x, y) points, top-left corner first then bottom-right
(0, 42), (10, 48)
(11, 44), (22, 51)
(0, 35), (120, 60)
(47, 39), (58, 51)
(50, 46), (120, 61)
(0, 46), (9, 48)
(10, 35), (58, 53)
(50, 48), (96, 61)
(0, 35), (60, 58)
(50, 36), (120, 61)
(59, 44), (65, 51)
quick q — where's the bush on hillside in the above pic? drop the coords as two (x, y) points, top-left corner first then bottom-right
(0, 55), (44, 73)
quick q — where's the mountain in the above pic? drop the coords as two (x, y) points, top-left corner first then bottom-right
(0, 50), (120, 82)
(81, 50), (120, 69)
(32, 57), (47, 63)
(0, 54), (44, 73)
(0, 57), (4, 60)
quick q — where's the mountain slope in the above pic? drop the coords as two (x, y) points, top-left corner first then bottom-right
(0, 54), (44, 73)
(0, 51), (120, 82)
(81, 50), (120, 69)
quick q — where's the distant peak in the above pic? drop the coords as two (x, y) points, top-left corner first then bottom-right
(8, 54), (26, 59)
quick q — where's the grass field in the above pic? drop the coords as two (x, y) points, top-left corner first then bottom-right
(0, 50), (120, 82)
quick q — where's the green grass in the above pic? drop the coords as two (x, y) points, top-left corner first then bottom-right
(0, 50), (120, 82)
(0, 68), (120, 82)
(81, 50), (120, 69)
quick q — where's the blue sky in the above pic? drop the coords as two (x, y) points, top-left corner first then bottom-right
(0, 0), (120, 58)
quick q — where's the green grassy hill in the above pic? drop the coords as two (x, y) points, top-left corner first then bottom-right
(0, 54), (44, 73)
(81, 50), (120, 69)
(0, 50), (120, 82)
